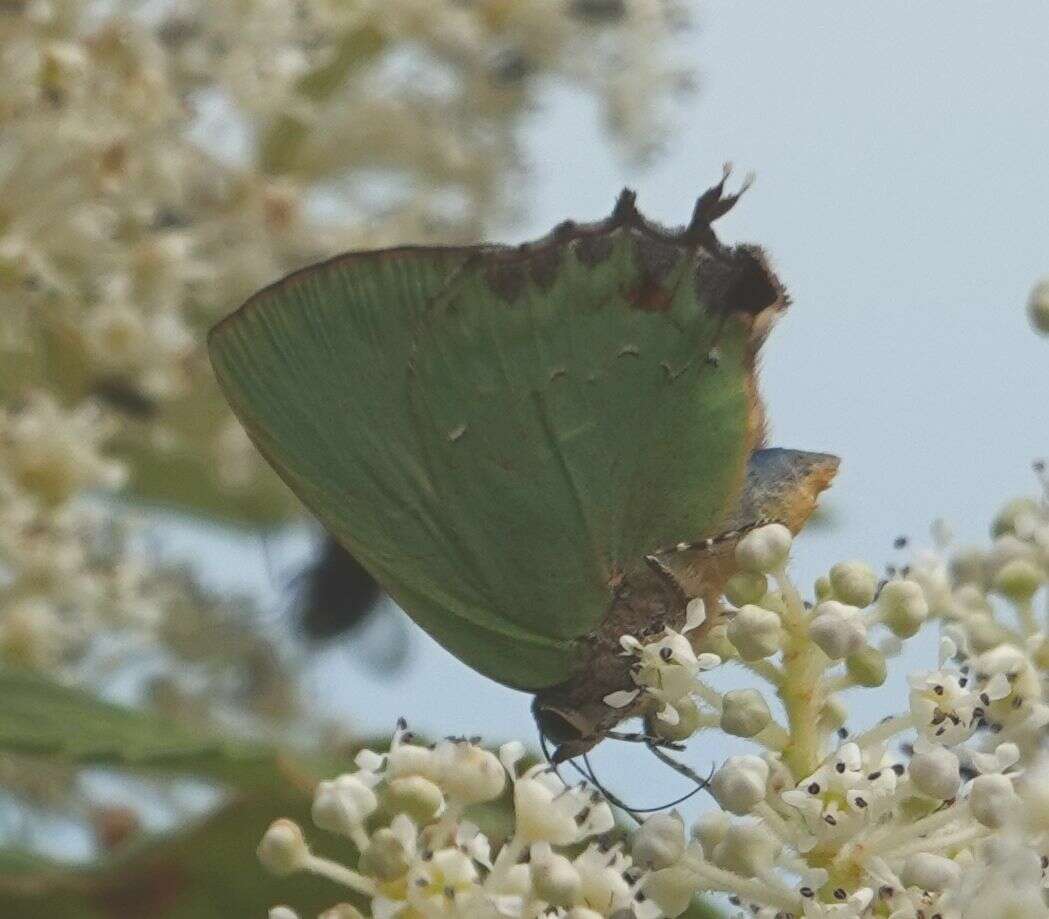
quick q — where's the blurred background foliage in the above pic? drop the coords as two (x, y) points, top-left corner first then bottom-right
(0, 0), (702, 914)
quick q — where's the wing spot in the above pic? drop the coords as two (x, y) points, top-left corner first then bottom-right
(447, 423), (468, 442)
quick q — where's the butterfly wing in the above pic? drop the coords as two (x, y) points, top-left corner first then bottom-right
(209, 194), (785, 690)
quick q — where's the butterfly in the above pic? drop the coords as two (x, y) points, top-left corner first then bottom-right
(209, 173), (837, 761)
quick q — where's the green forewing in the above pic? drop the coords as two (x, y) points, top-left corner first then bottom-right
(209, 227), (758, 690)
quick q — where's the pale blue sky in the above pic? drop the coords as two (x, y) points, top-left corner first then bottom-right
(168, 2), (1049, 806)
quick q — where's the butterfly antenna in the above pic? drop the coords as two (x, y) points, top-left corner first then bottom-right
(581, 752), (643, 825)
(539, 730), (572, 789)
(645, 740), (716, 802)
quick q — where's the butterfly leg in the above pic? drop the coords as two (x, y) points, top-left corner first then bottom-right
(644, 552), (689, 609)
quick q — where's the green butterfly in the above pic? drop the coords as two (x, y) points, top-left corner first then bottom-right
(209, 176), (837, 760)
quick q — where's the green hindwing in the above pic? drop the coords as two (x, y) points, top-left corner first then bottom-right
(209, 188), (786, 691)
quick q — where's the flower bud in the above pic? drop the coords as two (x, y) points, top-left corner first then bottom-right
(829, 561), (877, 608)
(645, 863), (701, 917)
(720, 689), (772, 737)
(531, 845), (582, 906)
(651, 698), (702, 742)
(710, 755), (768, 815)
(691, 811), (728, 857)
(433, 741), (506, 804)
(993, 558), (1044, 603)
(950, 546), (988, 586)
(258, 819), (309, 876)
(846, 646), (887, 687)
(970, 774), (1018, 828)
(1028, 277), (1049, 335)
(698, 623), (736, 659)
(814, 575), (833, 602)
(359, 827), (409, 881)
(712, 822), (779, 877)
(877, 580), (929, 638)
(312, 775), (379, 836)
(387, 741), (438, 780)
(908, 745), (960, 800)
(385, 775), (445, 822)
(727, 604), (781, 660)
(808, 601), (865, 660)
(993, 498), (1042, 539)
(270, 908), (300, 919)
(631, 812), (686, 869)
(901, 853), (961, 891)
(725, 572), (768, 607)
(735, 524), (793, 574)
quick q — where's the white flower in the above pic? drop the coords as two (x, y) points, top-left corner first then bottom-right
(312, 773), (380, 837)
(711, 822), (780, 877)
(511, 764), (612, 845)
(432, 739), (506, 804)
(530, 842), (582, 906)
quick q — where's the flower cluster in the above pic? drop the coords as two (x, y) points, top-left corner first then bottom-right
(263, 477), (1049, 918)
(259, 722), (656, 919)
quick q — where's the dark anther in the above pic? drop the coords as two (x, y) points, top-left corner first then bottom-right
(807, 782), (821, 795)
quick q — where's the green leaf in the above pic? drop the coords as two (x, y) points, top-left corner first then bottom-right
(0, 668), (288, 787)
(209, 198), (784, 691)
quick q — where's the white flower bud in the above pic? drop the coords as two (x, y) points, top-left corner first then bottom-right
(878, 580), (929, 638)
(735, 524), (793, 574)
(312, 774), (378, 836)
(632, 812), (686, 869)
(712, 822), (779, 877)
(710, 755), (768, 815)
(720, 689), (772, 737)
(829, 561), (877, 608)
(909, 745), (961, 800)
(691, 811), (728, 857)
(1028, 277), (1049, 335)
(808, 601), (866, 660)
(270, 908), (300, 919)
(993, 558), (1044, 603)
(970, 773), (1019, 828)
(385, 775), (445, 822)
(814, 575), (833, 601)
(531, 844), (582, 906)
(258, 819), (309, 876)
(727, 604), (781, 660)
(901, 852), (961, 891)
(433, 741), (506, 804)
(725, 572), (768, 607)
(644, 863), (700, 917)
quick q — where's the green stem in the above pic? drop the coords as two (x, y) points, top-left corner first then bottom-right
(774, 566), (826, 779)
